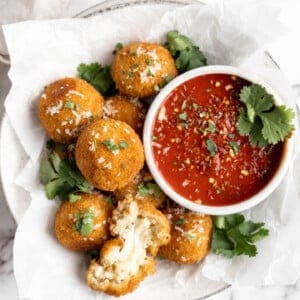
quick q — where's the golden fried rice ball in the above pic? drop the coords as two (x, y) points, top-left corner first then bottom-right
(75, 119), (144, 191)
(86, 197), (170, 296)
(159, 206), (212, 264)
(54, 192), (113, 251)
(112, 42), (177, 98)
(113, 170), (165, 208)
(38, 77), (104, 143)
(103, 94), (146, 134)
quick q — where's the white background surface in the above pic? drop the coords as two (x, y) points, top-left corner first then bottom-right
(1, 0), (300, 299)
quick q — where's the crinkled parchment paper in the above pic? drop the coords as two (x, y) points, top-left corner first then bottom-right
(3, 1), (300, 299)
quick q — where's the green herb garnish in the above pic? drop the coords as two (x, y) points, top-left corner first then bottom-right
(137, 182), (163, 198)
(165, 30), (207, 73)
(119, 141), (129, 149)
(229, 141), (240, 154)
(74, 211), (95, 236)
(102, 140), (119, 152)
(105, 195), (114, 205)
(69, 194), (81, 203)
(64, 100), (75, 109)
(173, 218), (186, 225)
(127, 70), (134, 78)
(39, 152), (92, 200)
(113, 42), (123, 54)
(77, 62), (115, 96)
(237, 84), (294, 147)
(183, 232), (196, 241)
(206, 138), (217, 156)
(178, 112), (187, 121)
(207, 122), (216, 133)
(212, 214), (269, 257)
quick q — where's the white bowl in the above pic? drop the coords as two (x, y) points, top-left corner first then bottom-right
(143, 65), (294, 215)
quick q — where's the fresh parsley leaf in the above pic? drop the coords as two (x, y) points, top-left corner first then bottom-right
(229, 141), (240, 154)
(39, 150), (92, 200)
(206, 138), (217, 156)
(237, 84), (294, 146)
(113, 42), (123, 54)
(207, 122), (216, 133)
(178, 112), (187, 121)
(74, 211), (95, 236)
(102, 140), (118, 152)
(77, 62), (115, 96)
(64, 100), (75, 109)
(119, 141), (129, 149)
(69, 194), (81, 203)
(183, 232), (196, 241)
(165, 30), (207, 73)
(137, 182), (162, 198)
(173, 218), (186, 225)
(211, 214), (269, 258)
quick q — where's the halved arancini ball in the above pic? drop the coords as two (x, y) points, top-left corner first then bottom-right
(54, 192), (113, 251)
(75, 119), (144, 191)
(112, 42), (177, 97)
(159, 206), (212, 264)
(103, 94), (146, 135)
(38, 77), (104, 143)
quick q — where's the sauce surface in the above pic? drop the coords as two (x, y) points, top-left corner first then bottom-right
(152, 74), (283, 206)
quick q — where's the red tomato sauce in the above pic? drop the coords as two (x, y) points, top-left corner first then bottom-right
(151, 74), (284, 206)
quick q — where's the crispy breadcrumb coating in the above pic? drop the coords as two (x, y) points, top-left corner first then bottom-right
(38, 77), (103, 143)
(54, 192), (113, 251)
(75, 119), (144, 191)
(159, 206), (212, 264)
(112, 42), (177, 98)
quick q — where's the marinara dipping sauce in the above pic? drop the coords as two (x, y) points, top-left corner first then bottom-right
(151, 74), (284, 206)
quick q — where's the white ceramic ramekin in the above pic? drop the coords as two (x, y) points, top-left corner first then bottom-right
(143, 65), (294, 215)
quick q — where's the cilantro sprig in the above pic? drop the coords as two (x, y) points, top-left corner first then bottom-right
(212, 214), (269, 258)
(40, 152), (92, 201)
(137, 182), (163, 198)
(165, 30), (207, 73)
(77, 62), (115, 96)
(237, 84), (294, 147)
(74, 211), (95, 236)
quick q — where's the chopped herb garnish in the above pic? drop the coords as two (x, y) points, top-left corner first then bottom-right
(237, 84), (295, 146)
(89, 115), (95, 122)
(173, 218), (186, 225)
(102, 140), (119, 152)
(74, 211), (95, 236)
(130, 52), (137, 56)
(178, 112), (187, 121)
(154, 85), (160, 92)
(77, 62), (115, 96)
(229, 141), (240, 154)
(133, 63), (139, 69)
(69, 194), (81, 203)
(137, 182), (162, 198)
(119, 141), (129, 149)
(206, 138), (217, 156)
(127, 70), (134, 78)
(192, 103), (199, 109)
(105, 195), (114, 205)
(183, 232), (196, 241)
(113, 42), (123, 54)
(64, 100), (75, 109)
(39, 152), (93, 200)
(212, 214), (269, 257)
(179, 122), (188, 129)
(165, 30), (207, 73)
(147, 69), (154, 77)
(206, 122), (216, 133)
(228, 133), (235, 139)
(146, 58), (153, 66)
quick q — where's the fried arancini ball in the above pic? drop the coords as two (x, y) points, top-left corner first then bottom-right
(159, 207), (212, 264)
(103, 94), (146, 134)
(75, 119), (144, 191)
(113, 170), (165, 208)
(54, 192), (113, 251)
(86, 197), (170, 296)
(38, 77), (104, 143)
(112, 42), (177, 98)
